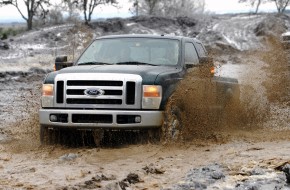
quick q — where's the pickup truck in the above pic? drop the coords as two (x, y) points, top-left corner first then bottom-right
(39, 34), (239, 144)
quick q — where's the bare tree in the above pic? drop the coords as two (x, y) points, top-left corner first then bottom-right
(239, 0), (262, 13)
(0, 0), (50, 30)
(130, 0), (205, 17)
(63, 0), (80, 22)
(273, 0), (290, 13)
(159, 0), (205, 17)
(239, 0), (290, 13)
(142, 0), (159, 15)
(74, 0), (118, 25)
(129, 0), (139, 16)
(47, 4), (64, 25)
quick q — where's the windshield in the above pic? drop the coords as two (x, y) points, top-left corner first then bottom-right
(76, 37), (180, 66)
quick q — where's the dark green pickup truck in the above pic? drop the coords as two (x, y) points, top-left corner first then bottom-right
(39, 34), (239, 144)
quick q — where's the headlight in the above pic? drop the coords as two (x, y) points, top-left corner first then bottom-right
(142, 85), (162, 109)
(41, 84), (54, 107)
(42, 84), (54, 96)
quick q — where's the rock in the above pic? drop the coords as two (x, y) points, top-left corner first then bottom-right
(104, 182), (122, 190)
(59, 153), (78, 162)
(211, 171), (225, 180)
(92, 173), (116, 181)
(173, 181), (207, 190)
(250, 167), (266, 175)
(0, 41), (9, 50)
(118, 181), (129, 190)
(282, 164), (290, 183)
(79, 180), (101, 189)
(169, 164), (225, 189)
(143, 163), (165, 174)
(123, 173), (140, 184)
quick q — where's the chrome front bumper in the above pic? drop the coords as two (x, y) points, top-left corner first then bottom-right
(39, 109), (163, 129)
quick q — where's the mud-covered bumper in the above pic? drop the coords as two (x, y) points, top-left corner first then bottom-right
(39, 109), (163, 129)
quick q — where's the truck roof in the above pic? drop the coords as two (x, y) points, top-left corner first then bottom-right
(96, 34), (201, 43)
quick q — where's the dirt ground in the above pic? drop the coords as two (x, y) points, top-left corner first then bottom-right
(0, 14), (290, 190)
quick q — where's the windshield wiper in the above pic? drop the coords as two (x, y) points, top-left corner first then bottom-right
(78, 62), (112, 65)
(115, 61), (157, 66)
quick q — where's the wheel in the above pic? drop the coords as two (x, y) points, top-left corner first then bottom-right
(92, 129), (104, 147)
(40, 125), (60, 145)
(40, 125), (49, 145)
(162, 104), (184, 142)
(147, 128), (161, 143)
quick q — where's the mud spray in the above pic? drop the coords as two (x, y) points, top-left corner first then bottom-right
(3, 76), (42, 153)
(163, 35), (290, 144)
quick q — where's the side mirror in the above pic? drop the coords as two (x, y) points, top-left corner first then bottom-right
(54, 56), (73, 71)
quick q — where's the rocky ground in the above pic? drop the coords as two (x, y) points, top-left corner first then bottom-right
(0, 13), (290, 189)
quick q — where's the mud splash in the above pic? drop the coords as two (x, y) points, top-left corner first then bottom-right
(163, 35), (290, 144)
(261, 35), (290, 104)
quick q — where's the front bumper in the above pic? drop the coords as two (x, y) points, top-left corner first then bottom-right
(39, 109), (163, 129)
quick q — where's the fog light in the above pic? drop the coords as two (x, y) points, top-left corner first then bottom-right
(50, 114), (58, 122)
(135, 116), (141, 123)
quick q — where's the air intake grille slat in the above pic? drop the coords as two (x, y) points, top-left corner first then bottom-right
(56, 81), (64, 103)
(67, 98), (122, 105)
(67, 80), (123, 86)
(67, 89), (122, 96)
(126, 82), (135, 105)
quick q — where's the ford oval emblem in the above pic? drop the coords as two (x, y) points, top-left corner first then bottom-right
(84, 88), (105, 96)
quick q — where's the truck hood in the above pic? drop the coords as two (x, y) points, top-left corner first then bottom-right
(52, 65), (180, 84)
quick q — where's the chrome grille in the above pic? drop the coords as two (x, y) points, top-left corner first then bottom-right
(54, 73), (142, 109)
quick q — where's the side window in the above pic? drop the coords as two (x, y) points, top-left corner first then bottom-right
(185, 42), (199, 65)
(195, 43), (206, 57)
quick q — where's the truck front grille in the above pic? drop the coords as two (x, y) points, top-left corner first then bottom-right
(54, 73), (142, 109)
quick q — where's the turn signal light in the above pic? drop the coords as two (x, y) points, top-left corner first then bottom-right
(143, 85), (161, 97)
(210, 66), (215, 75)
(42, 84), (54, 96)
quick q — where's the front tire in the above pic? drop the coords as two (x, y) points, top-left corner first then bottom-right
(162, 104), (184, 142)
(40, 125), (49, 145)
